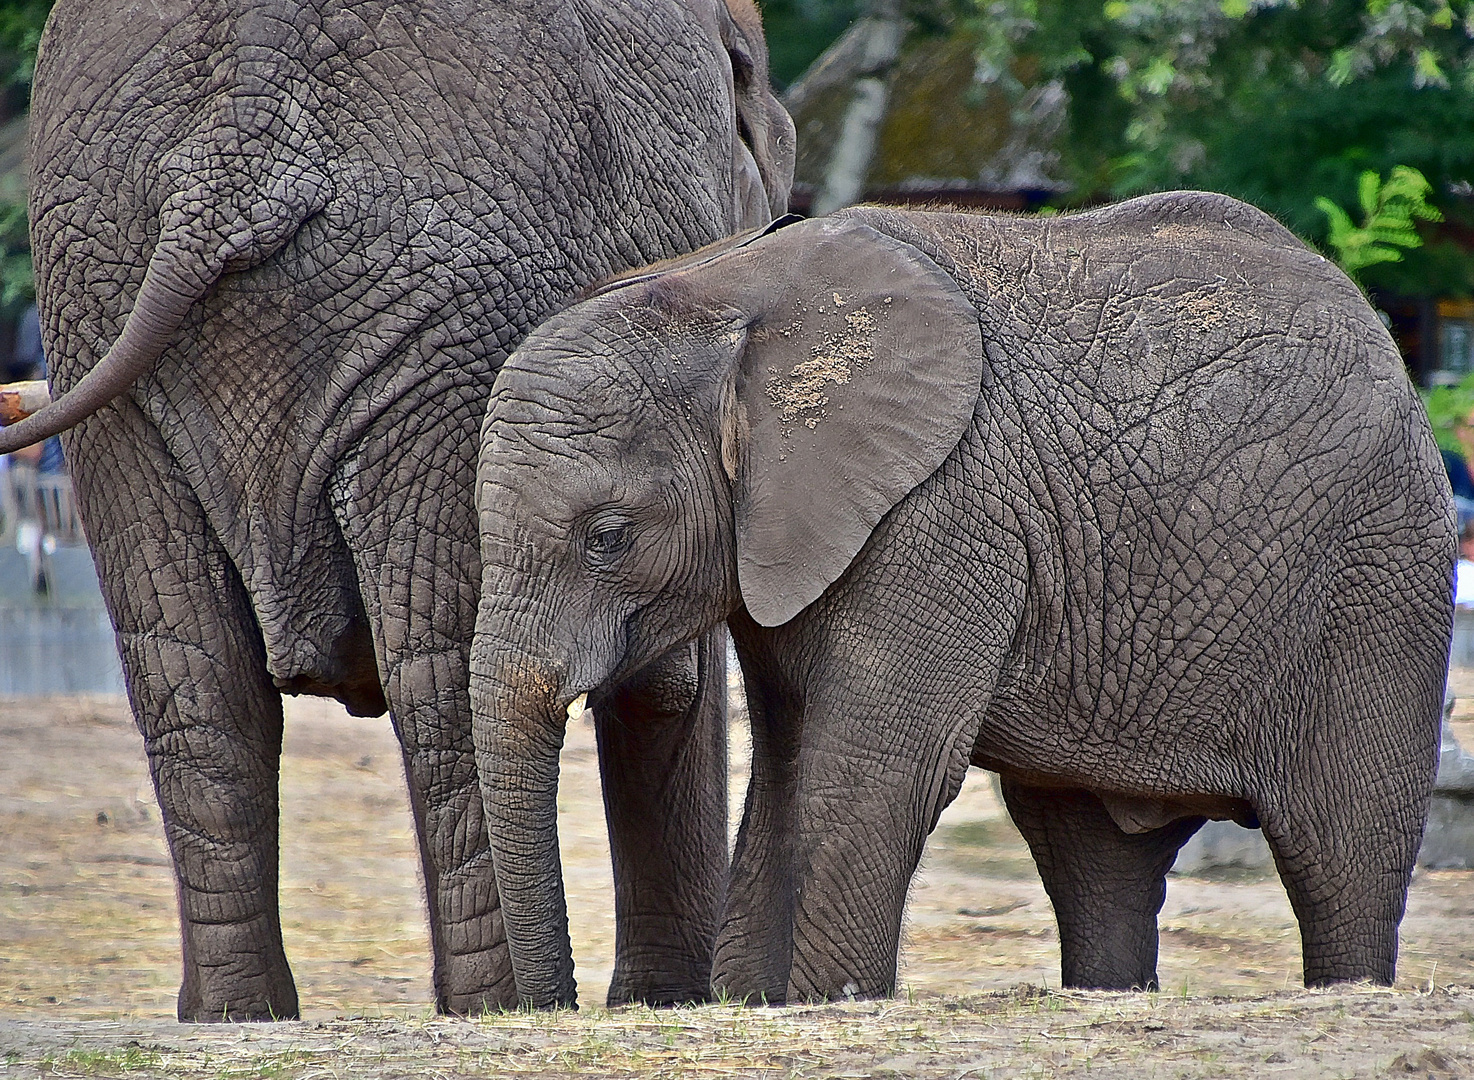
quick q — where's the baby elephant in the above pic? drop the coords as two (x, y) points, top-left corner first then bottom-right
(470, 193), (1453, 1007)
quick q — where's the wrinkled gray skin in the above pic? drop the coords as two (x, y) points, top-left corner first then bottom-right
(18, 0), (792, 1021)
(474, 194), (1453, 1005)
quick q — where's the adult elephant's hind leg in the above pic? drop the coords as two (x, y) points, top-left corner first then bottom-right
(1000, 780), (1202, 990)
(336, 408), (515, 1016)
(380, 644), (514, 1013)
(596, 631), (728, 1006)
(68, 411), (297, 1022)
(1258, 591), (1444, 987)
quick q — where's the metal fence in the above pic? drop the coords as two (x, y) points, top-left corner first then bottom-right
(0, 464), (86, 549)
(0, 461), (122, 692)
(0, 463), (89, 603)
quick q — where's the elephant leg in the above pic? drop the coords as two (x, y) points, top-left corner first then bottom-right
(778, 714), (973, 1003)
(66, 412), (296, 1022)
(713, 629), (803, 1003)
(595, 631), (728, 1006)
(1257, 629), (1441, 986)
(381, 645), (514, 1012)
(335, 416), (514, 1015)
(1261, 799), (1410, 986)
(1262, 796), (1418, 987)
(999, 780), (1202, 991)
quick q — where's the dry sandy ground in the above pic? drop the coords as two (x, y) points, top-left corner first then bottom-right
(3, 672), (1474, 1076)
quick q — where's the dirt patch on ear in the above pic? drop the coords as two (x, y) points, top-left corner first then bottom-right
(764, 306), (876, 431)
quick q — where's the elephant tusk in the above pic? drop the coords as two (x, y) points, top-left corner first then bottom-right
(0, 381), (51, 426)
(566, 693), (587, 723)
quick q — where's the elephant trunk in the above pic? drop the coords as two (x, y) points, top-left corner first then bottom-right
(473, 649), (578, 1009)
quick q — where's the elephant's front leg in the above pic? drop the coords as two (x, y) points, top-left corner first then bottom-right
(68, 411), (297, 1022)
(336, 419), (514, 1015)
(594, 631), (728, 1005)
(716, 629), (948, 1003)
(378, 640), (514, 1013)
(781, 706), (976, 1002)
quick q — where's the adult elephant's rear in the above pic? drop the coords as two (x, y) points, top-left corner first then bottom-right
(19, 0), (791, 1020)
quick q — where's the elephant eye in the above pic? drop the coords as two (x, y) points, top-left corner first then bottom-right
(585, 521), (633, 563)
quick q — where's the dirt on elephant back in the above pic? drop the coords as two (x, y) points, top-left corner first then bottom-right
(3, 674), (1474, 1077)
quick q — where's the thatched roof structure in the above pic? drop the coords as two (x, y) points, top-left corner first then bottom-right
(785, 11), (1067, 215)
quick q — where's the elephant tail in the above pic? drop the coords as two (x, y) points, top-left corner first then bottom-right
(0, 237), (215, 452)
(0, 120), (332, 454)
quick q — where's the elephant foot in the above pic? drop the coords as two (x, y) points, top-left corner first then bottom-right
(1304, 970), (1392, 989)
(788, 964), (892, 1005)
(709, 944), (789, 1006)
(178, 997), (298, 1024)
(177, 945), (299, 1023)
(436, 954), (519, 1017)
(1296, 917), (1397, 988)
(606, 969), (714, 1008)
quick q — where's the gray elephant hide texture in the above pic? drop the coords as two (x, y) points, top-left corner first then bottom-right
(28, 0), (792, 1021)
(475, 192), (1453, 1005)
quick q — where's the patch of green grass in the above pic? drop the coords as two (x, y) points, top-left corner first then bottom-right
(205, 1049), (329, 1080)
(41, 1046), (162, 1076)
(936, 818), (1042, 880)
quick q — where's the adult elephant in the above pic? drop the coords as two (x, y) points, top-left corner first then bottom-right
(5, 0), (792, 1021)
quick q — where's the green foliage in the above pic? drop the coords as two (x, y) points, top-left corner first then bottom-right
(0, 2), (52, 327)
(0, 196), (30, 322)
(951, 0), (1474, 296)
(759, 0), (865, 88)
(1315, 165), (1443, 276)
(0, 0), (50, 96)
(0, 196), (31, 320)
(761, 0), (972, 87)
(1422, 371), (1474, 451)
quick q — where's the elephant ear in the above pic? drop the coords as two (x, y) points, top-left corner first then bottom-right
(719, 216), (986, 627)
